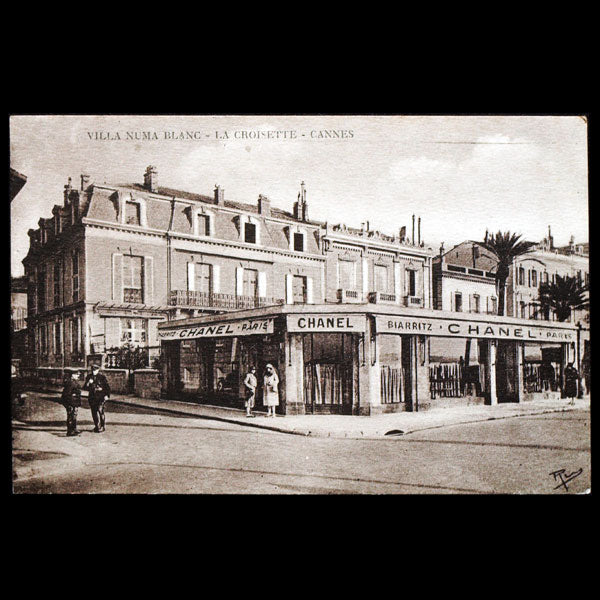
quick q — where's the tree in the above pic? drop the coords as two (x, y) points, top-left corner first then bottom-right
(481, 231), (537, 316)
(536, 274), (589, 322)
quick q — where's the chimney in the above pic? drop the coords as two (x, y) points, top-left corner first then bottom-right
(418, 217), (421, 245)
(439, 242), (445, 259)
(143, 165), (158, 192)
(412, 215), (415, 245)
(294, 181), (308, 221)
(258, 194), (271, 217)
(214, 184), (224, 205)
(80, 174), (92, 191)
(64, 177), (72, 206)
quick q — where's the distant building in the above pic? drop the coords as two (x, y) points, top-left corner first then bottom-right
(10, 168), (27, 202)
(11, 276), (28, 361)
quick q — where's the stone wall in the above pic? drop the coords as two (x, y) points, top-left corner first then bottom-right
(134, 369), (162, 400)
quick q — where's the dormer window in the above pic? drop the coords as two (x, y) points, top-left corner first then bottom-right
(293, 232), (304, 252)
(198, 214), (210, 236)
(244, 222), (257, 244)
(126, 201), (141, 226)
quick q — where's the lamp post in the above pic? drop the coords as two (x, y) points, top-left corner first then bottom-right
(576, 321), (583, 398)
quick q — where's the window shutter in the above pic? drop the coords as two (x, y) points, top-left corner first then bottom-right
(105, 317), (120, 351)
(112, 253), (123, 302)
(212, 265), (221, 293)
(144, 256), (153, 304)
(258, 271), (267, 297)
(187, 262), (195, 292)
(306, 277), (314, 304)
(236, 267), (244, 296)
(286, 274), (294, 304)
(469, 295), (474, 312)
(362, 259), (369, 294)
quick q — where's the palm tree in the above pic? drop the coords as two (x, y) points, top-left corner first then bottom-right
(536, 274), (589, 322)
(481, 231), (537, 316)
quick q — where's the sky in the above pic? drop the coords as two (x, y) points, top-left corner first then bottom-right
(10, 115), (589, 277)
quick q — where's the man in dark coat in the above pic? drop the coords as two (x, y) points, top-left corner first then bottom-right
(564, 362), (579, 405)
(83, 364), (111, 433)
(61, 371), (82, 436)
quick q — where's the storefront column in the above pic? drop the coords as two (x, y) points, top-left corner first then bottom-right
(285, 333), (306, 415)
(515, 342), (524, 403)
(486, 340), (498, 405)
(358, 317), (380, 415)
(560, 342), (570, 398)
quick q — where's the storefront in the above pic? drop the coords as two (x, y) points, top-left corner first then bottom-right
(158, 305), (579, 415)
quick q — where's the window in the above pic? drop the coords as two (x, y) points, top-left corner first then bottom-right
(472, 294), (480, 313)
(125, 201), (141, 225)
(528, 270), (531, 287)
(38, 268), (46, 312)
(40, 324), (47, 354)
(71, 318), (79, 354)
(408, 270), (416, 297)
(244, 222), (256, 244)
(120, 318), (147, 344)
(338, 260), (355, 289)
(490, 297), (498, 315)
(243, 268), (258, 297)
(72, 251), (79, 302)
(520, 302), (526, 319)
(454, 292), (463, 312)
(54, 322), (62, 355)
(532, 270), (537, 287)
(54, 262), (61, 307)
(518, 267), (525, 286)
(293, 232), (305, 252)
(374, 265), (389, 292)
(197, 214), (210, 236)
(292, 275), (307, 304)
(122, 255), (144, 303)
(195, 263), (212, 294)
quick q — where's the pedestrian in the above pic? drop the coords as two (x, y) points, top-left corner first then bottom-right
(564, 362), (578, 405)
(263, 363), (279, 417)
(243, 366), (257, 417)
(61, 371), (82, 436)
(83, 363), (111, 432)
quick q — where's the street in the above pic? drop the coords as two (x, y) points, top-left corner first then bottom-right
(12, 392), (591, 494)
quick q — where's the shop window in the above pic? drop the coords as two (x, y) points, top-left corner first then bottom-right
(120, 318), (147, 344)
(454, 292), (463, 312)
(293, 232), (305, 252)
(338, 260), (355, 289)
(123, 255), (144, 303)
(374, 265), (389, 293)
(125, 201), (141, 225)
(244, 222), (257, 244)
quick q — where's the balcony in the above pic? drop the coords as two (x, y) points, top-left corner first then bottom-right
(404, 295), (423, 307)
(169, 290), (285, 311)
(337, 289), (363, 303)
(367, 291), (397, 304)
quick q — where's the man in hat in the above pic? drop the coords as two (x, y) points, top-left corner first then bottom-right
(83, 363), (111, 432)
(61, 371), (82, 436)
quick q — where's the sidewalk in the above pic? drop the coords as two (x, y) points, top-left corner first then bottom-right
(108, 393), (591, 439)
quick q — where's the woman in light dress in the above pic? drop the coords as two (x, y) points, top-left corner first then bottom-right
(263, 363), (279, 417)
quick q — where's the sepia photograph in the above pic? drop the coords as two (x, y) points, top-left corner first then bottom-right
(9, 114), (590, 494)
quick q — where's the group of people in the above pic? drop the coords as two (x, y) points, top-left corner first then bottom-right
(242, 363), (279, 418)
(60, 363), (111, 436)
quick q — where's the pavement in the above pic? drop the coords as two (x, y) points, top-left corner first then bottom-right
(22, 383), (591, 439)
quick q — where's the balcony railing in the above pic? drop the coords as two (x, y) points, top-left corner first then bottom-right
(367, 291), (397, 304)
(404, 295), (423, 307)
(169, 290), (285, 310)
(337, 289), (362, 303)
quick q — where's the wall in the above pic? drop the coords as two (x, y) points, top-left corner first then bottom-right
(134, 369), (162, 399)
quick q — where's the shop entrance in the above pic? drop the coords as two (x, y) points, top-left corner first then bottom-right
(303, 333), (355, 414)
(495, 340), (519, 403)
